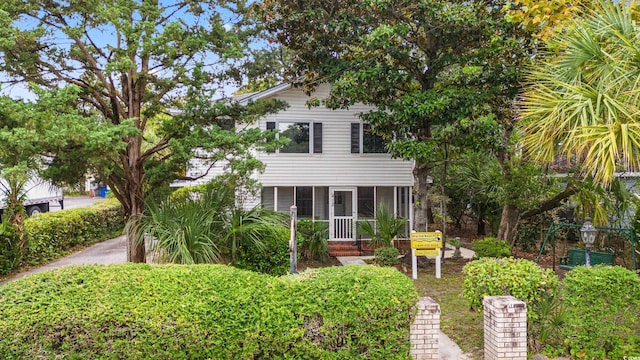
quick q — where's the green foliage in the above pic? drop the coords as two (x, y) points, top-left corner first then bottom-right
(0, 221), (18, 275)
(357, 204), (407, 248)
(528, 293), (569, 356)
(471, 237), (512, 258)
(374, 247), (399, 267)
(133, 187), (234, 264)
(462, 258), (560, 320)
(297, 218), (329, 262)
(0, 264), (418, 359)
(521, 1), (640, 187)
(515, 214), (552, 252)
(136, 181), (290, 270)
(562, 266), (640, 359)
(22, 199), (124, 266)
(236, 225), (290, 276)
(0, 0), (288, 262)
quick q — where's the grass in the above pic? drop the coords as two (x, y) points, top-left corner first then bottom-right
(410, 259), (484, 359)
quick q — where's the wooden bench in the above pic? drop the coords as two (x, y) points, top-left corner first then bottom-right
(559, 249), (615, 270)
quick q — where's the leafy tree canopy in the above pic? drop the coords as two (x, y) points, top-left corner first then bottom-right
(0, 0), (286, 262)
(258, 0), (533, 231)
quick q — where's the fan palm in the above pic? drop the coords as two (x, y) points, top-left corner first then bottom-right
(357, 203), (407, 248)
(131, 186), (234, 264)
(520, 1), (640, 188)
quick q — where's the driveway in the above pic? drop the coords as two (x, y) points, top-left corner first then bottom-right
(3, 235), (127, 283)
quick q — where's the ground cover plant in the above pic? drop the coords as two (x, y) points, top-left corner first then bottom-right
(0, 264), (418, 359)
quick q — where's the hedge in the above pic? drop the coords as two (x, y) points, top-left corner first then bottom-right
(0, 264), (418, 359)
(21, 199), (124, 266)
(563, 266), (640, 359)
(462, 257), (559, 319)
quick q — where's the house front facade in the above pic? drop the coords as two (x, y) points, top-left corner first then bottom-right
(178, 83), (415, 246)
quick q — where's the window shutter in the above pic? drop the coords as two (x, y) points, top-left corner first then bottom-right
(351, 123), (360, 153)
(266, 122), (276, 153)
(313, 123), (322, 153)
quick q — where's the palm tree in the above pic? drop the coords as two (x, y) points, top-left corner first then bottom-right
(131, 186), (234, 264)
(357, 203), (407, 248)
(521, 1), (640, 188)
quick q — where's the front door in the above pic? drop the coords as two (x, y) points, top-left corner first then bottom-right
(330, 187), (356, 240)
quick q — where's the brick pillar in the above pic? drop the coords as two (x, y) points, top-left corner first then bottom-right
(483, 296), (527, 360)
(410, 297), (440, 359)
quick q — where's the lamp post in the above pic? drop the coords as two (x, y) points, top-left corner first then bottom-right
(580, 217), (597, 267)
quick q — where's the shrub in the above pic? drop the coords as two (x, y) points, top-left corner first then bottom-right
(133, 186), (234, 264)
(462, 258), (559, 317)
(357, 204), (407, 248)
(236, 225), (291, 276)
(22, 199), (124, 266)
(0, 222), (18, 275)
(374, 247), (399, 267)
(471, 237), (511, 258)
(562, 266), (640, 359)
(297, 219), (329, 262)
(0, 264), (418, 359)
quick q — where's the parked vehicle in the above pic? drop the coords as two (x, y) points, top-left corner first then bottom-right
(0, 177), (64, 220)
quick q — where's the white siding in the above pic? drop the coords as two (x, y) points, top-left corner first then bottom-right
(255, 84), (414, 187)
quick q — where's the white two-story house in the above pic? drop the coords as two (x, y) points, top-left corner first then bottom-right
(177, 83), (415, 251)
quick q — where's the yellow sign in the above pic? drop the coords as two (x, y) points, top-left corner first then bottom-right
(410, 231), (443, 249)
(414, 249), (440, 257)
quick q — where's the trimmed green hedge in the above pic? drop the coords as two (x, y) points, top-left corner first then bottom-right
(462, 257), (559, 317)
(471, 237), (511, 258)
(22, 199), (124, 265)
(563, 266), (640, 359)
(0, 264), (418, 359)
(236, 225), (291, 276)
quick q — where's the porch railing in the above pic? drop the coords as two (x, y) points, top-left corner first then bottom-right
(333, 216), (354, 240)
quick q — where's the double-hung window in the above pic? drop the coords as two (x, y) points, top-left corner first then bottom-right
(267, 121), (322, 154)
(351, 123), (387, 154)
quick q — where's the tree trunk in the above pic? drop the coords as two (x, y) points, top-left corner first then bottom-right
(477, 216), (485, 236)
(497, 204), (520, 245)
(413, 161), (431, 232)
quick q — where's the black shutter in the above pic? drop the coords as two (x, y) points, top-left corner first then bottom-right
(351, 123), (360, 153)
(266, 122), (276, 153)
(313, 123), (322, 153)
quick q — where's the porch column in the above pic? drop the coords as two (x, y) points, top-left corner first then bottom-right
(409, 187), (414, 232)
(274, 187), (278, 212)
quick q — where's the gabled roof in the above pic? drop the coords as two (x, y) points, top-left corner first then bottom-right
(233, 83), (291, 105)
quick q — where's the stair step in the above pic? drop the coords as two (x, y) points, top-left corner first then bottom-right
(330, 250), (363, 257)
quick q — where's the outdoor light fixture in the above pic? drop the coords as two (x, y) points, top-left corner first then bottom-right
(580, 217), (597, 267)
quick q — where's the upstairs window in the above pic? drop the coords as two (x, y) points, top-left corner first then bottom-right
(351, 123), (387, 154)
(267, 121), (322, 154)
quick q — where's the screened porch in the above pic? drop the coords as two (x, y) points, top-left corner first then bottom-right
(261, 186), (412, 241)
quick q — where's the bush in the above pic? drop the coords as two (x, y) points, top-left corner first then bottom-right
(471, 237), (511, 258)
(374, 247), (399, 267)
(22, 199), (124, 266)
(297, 219), (329, 262)
(0, 223), (18, 275)
(0, 264), (418, 359)
(236, 225), (291, 276)
(562, 266), (640, 359)
(462, 258), (559, 317)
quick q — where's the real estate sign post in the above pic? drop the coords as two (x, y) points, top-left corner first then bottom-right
(290, 205), (298, 274)
(411, 231), (443, 279)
